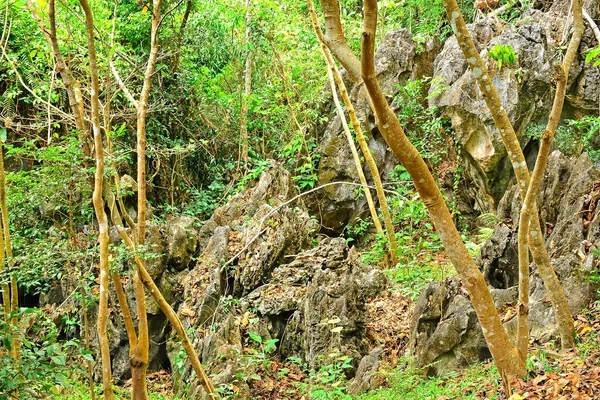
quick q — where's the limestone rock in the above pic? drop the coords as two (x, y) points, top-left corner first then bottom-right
(411, 151), (600, 375)
(166, 215), (198, 270)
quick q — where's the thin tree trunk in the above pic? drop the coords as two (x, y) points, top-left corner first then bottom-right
(78, 0), (114, 397)
(308, 0), (399, 265)
(239, 0), (252, 164)
(131, 0), (162, 396)
(322, 40), (388, 260)
(517, 0), (583, 359)
(172, 0), (192, 73)
(0, 159), (8, 320)
(441, 0), (575, 350)
(360, 0), (525, 378)
(104, 188), (217, 396)
(80, 280), (96, 400)
(0, 140), (18, 356)
(320, 0), (362, 82)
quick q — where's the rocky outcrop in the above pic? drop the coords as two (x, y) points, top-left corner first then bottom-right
(429, 18), (555, 208)
(166, 165), (387, 398)
(429, 5), (600, 210)
(410, 151), (600, 376)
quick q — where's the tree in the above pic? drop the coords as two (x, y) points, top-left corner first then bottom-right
(308, 0), (399, 266)
(26, 0), (217, 397)
(440, 0), (582, 352)
(316, 0), (525, 379)
(239, 0), (252, 164)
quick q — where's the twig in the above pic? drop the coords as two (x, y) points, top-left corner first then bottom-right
(583, 9), (600, 44)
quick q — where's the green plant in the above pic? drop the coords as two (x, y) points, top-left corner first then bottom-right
(488, 44), (517, 69)
(529, 117), (600, 163)
(0, 309), (87, 400)
(585, 45), (600, 67)
(306, 355), (353, 400)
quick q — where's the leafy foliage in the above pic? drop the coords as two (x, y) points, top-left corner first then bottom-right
(489, 44), (517, 69)
(585, 45), (600, 67)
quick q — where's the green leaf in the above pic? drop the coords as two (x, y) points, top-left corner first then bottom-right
(330, 326), (343, 333)
(248, 331), (262, 344)
(0, 128), (7, 143)
(51, 355), (67, 366)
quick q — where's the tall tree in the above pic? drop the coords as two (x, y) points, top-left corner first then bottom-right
(308, 0), (399, 266)
(440, 0), (577, 351)
(516, 0), (584, 359)
(78, 0), (115, 396)
(317, 0), (525, 379)
(239, 0), (252, 164)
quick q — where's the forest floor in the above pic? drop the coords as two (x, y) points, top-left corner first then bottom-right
(60, 249), (600, 400)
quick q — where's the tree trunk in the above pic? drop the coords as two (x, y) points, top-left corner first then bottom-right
(441, 0), (575, 350)
(239, 0), (252, 164)
(517, 0), (583, 358)
(308, 0), (399, 265)
(322, 40), (389, 261)
(131, 0), (162, 396)
(104, 187), (217, 396)
(0, 139), (18, 357)
(78, 0), (115, 397)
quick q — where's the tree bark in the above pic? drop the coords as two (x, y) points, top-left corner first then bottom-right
(517, 0), (583, 358)
(323, 41), (389, 260)
(441, 0), (575, 350)
(0, 139), (18, 356)
(172, 0), (192, 73)
(132, 0), (163, 396)
(239, 0), (252, 164)
(360, 0), (525, 378)
(104, 188), (217, 396)
(320, 0), (362, 82)
(78, 0), (114, 397)
(308, 0), (399, 266)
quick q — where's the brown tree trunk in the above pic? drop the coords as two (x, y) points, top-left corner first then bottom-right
(131, 0), (163, 396)
(0, 139), (18, 357)
(308, 0), (399, 265)
(323, 42), (389, 259)
(78, 0), (115, 397)
(517, 0), (584, 358)
(104, 187), (217, 396)
(172, 0), (192, 74)
(359, 0), (524, 378)
(441, 0), (576, 350)
(239, 0), (252, 164)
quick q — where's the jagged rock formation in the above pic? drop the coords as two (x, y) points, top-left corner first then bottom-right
(429, 4), (599, 211)
(165, 165), (387, 398)
(410, 151), (600, 376)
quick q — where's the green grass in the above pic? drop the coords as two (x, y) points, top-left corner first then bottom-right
(385, 261), (457, 300)
(359, 359), (501, 400)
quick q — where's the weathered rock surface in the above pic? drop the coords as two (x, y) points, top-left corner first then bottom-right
(165, 165), (387, 398)
(429, 18), (554, 208)
(429, 6), (600, 210)
(410, 151), (600, 376)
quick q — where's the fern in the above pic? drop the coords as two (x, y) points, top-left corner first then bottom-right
(477, 227), (495, 242)
(476, 212), (499, 228)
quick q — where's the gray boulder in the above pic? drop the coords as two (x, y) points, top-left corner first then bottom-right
(410, 151), (600, 375)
